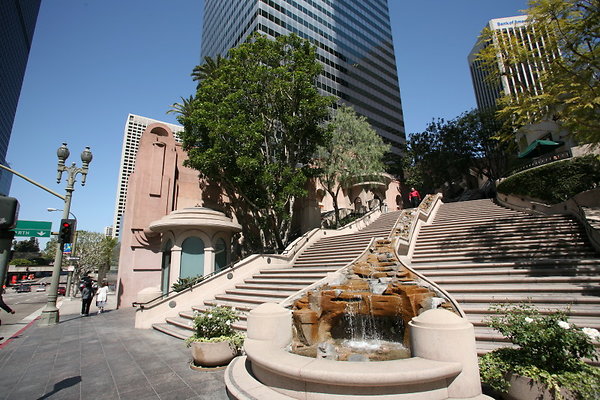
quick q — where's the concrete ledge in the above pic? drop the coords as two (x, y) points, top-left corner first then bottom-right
(245, 339), (462, 387)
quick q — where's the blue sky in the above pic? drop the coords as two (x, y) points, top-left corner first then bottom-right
(7, 0), (528, 243)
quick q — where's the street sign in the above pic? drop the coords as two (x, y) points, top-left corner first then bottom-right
(11, 220), (52, 238)
(66, 256), (80, 261)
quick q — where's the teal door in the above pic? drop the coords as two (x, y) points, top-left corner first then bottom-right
(180, 237), (204, 279)
(215, 238), (227, 272)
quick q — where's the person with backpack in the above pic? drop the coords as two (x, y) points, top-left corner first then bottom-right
(81, 281), (94, 316)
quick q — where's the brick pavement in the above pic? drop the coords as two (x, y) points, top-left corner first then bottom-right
(0, 294), (228, 400)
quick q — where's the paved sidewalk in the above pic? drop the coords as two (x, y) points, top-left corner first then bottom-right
(0, 294), (228, 400)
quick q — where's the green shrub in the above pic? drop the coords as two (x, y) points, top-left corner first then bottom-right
(497, 155), (600, 203)
(171, 274), (204, 292)
(185, 306), (245, 351)
(479, 304), (600, 399)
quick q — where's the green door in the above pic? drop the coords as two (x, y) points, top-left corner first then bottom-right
(180, 237), (204, 279)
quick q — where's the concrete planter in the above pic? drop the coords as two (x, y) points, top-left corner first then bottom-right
(190, 340), (237, 367)
(503, 374), (575, 400)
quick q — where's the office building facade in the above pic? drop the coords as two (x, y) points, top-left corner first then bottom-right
(112, 114), (183, 238)
(201, 0), (405, 152)
(0, 0), (42, 195)
(468, 15), (555, 111)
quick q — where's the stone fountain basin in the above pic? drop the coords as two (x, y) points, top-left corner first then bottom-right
(240, 339), (463, 399)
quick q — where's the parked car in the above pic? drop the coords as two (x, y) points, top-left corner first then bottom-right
(57, 287), (66, 296)
(16, 284), (31, 293)
(35, 285), (46, 292)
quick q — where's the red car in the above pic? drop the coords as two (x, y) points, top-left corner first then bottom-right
(57, 287), (66, 295)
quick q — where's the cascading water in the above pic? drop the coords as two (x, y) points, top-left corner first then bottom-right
(290, 238), (458, 362)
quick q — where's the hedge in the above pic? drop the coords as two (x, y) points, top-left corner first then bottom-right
(497, 155), (600, 204)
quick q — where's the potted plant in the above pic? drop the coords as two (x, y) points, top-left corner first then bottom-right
(185, 305), (244, 368)
(479, 303), (600, 400)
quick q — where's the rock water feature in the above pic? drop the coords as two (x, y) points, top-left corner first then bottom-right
(290, 238), (457, 362)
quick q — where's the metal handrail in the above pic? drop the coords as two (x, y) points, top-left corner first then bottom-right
(131, 260), (238, 309)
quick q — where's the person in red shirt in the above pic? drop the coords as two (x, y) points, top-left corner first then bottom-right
(408, 187), (421, 208)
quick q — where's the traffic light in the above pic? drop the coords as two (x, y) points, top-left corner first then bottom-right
(0, 196), (19, 229)
(58, 219), (76, 244)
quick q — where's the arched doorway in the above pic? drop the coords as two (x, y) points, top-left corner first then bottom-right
(215, 238), (227, 272)
(180, 237), (205, 279)
(161, 240), (173, 294)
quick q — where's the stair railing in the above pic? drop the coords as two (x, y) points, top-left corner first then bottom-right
(132, 260), (238, 309)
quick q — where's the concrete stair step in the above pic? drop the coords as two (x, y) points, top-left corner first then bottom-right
(235, 283), (307, 291)
(152, 323), (191, 340)
(466, 314), (600, 329)
(265, 267), (340, 274)
(224, 289), (292, 299)
(418, 223), (581, 237)
(165, 316), (195, 332)
(413, 243), (591, 255)
(450, 294), (600, 304)
(431, 276), (600, 285)
(411, 252), (596, 263)
(194, 302), (255, 313)
(414, 238), (588, 250)
(441, 284), (600, 294)
(419, 266), (600, 277)
(244, 278), (317, 286)
(213, 293), (286, 304)
(411, 259), (600, 269)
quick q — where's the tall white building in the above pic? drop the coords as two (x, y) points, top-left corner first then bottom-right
(112, 114), (183, 238)
(468, 15), (556, 111)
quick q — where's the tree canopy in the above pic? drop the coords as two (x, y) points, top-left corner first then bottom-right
(477, 0), (600, 145)
(404, 109), (515, 196)
(316, 106), (390, 227)
(178, 33), (335, 253)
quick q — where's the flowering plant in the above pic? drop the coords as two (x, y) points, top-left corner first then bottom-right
(185, 305), (244, 351)
(479, 304), (600, 399)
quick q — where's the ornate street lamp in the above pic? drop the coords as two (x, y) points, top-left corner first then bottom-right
(39, 143), (92, 326)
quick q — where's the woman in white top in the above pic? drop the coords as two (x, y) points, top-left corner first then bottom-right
(95, 282), (109, 314)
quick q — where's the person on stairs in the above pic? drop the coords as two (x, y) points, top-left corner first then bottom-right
(409, 187), (421, 208)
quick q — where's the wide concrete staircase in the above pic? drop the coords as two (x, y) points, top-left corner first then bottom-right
(410, 198), (600, 355)
(153, 210), (403, 339)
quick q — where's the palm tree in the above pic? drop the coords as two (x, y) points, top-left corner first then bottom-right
(167, 95), (195, 118)
(191, 55), (225, 84)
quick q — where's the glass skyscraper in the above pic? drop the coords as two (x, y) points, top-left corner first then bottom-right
(201, 0), (405, 153)
(0, 0), (41, 195)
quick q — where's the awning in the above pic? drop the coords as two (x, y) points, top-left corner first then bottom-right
(518, 139), (564, 159)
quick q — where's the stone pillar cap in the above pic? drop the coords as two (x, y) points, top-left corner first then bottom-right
(410, 308), (468, 329)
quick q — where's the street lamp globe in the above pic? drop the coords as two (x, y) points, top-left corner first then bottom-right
(81, 146), (93, 164)
(57, 143), (70, 162)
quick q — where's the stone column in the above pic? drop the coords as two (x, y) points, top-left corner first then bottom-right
(409, 309), (483, 399)
(169, 247), (182, 287)
(246, 303), (292, 348)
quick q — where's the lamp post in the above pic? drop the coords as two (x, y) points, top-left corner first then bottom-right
(47, 208), (77, 297)
(39, 143), (92, 326)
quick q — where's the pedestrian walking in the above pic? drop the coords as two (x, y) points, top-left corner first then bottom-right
(81, 281), (94, 316)
(408, 187), (421, 208)
(95, 282), (109, 314)
(0, 289), (16, 341)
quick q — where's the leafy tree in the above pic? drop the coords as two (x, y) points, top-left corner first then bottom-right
(404, 109), (515, 195)
(178, 33), (334, 253)
(43, 232), (117, 291)
(316, 106), (390, 227)
(477, 0), (600, 144)
(13, 237), (40, 253)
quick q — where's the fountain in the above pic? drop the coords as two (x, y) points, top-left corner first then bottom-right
(225, 234), (491, 399)
(290, 239), (455, 362)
